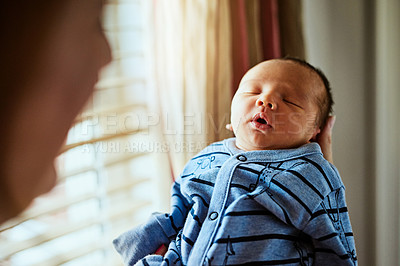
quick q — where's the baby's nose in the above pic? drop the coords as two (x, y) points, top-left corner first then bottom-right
(256, 94), (276, 110)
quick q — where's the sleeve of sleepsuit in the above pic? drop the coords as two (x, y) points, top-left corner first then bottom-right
(302, 187), (357, 265)
(113, 179), (191, 266)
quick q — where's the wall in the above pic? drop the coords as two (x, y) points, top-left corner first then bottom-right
(302, 1), (374, 265)
(374, 0), (400, 265)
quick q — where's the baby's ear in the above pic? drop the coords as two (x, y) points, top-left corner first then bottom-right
(225, 124), (233, 132)
(310, 127), (321, 142)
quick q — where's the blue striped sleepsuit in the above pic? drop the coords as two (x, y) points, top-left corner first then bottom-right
(113, 138), (357, 265)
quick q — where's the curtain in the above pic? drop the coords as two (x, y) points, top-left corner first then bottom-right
(230, 0), (305, 93)
(147, 0), (233, 179)
(277, 0), (305, 59)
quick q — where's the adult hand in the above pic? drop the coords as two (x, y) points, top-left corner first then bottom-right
(315, 116), (336, 164)
(225, 115), (336, 164)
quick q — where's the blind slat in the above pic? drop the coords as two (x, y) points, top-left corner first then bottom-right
(75, 103), (147, 124)
(104, 25), (143, 33)
(95, 76), (145, 90)
(61, 128), (147, 154)
(0, 199), (152, 260)
(33, 240), (104, 266)
(58, 151), (148, 182)
(0, 177), (150, 233)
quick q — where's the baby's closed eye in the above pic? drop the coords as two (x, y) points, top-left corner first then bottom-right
(241, 87), (261, 94)
(283, 99), (303, 109)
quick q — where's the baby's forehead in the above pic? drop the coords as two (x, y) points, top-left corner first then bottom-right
(245, 60), (324, 93)
(243, 61), (317, 86)
(254, 60), (318, 80)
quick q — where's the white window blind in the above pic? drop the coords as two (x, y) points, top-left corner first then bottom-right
(0, 1), (163, 265)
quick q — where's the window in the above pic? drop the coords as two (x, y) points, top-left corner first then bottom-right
(0, 1), (166, 265)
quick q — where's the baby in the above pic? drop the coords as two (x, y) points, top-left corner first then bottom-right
(113, 58), (357, 266)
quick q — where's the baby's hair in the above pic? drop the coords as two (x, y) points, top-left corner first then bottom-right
(278, 56), (334, 129)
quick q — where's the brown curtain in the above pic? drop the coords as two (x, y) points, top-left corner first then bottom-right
(277, 0), (305, 59)
(258, 0), (281, 61)
(230, 0), (305, 94)
(149, 0), (233, 178)
(230, 0), (251, 96)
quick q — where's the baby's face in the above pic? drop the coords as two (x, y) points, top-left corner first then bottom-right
(231, 60), (323, 151)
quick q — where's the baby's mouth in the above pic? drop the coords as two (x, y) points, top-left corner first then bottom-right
(256, 117), (267, 124)
(251, 113), (272, 130)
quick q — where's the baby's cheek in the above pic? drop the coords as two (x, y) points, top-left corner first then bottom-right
(302, 114), (320, 137)
(305, 113), (319, 128)
(231, 114), (245, 133)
